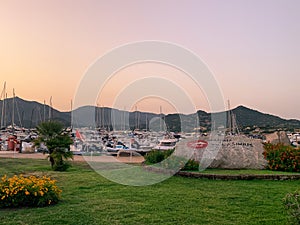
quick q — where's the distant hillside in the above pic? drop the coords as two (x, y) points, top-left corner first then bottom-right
(0, 97), (70, 128)
(72, 105), (159, 130)
(232, 105), (300, 129)
(0, 97), (299, 131)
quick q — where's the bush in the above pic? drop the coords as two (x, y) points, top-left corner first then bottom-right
(182, 159), (200, 171)
(144, 149), (174, 164)
(263, 143), (300, 172)
(160, 156), (199, 171)
(0, 174), (62, 208)
(283, 190), (300, 224)
(159, 154), (186, 171)
(144, 149), (199, 171)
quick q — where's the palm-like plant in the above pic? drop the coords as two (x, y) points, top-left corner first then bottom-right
(34, 121), (73, 171)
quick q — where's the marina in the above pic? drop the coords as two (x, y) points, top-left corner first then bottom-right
(0, 82), (298, 168)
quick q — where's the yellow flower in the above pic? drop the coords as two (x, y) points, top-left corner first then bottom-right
(1, 174), (62, 207)
(1, 175), (7, 182)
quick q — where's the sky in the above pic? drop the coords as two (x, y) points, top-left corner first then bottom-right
(0, 0), (299, 119)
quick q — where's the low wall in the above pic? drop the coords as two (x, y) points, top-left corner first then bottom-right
(177, 171), (300, 180)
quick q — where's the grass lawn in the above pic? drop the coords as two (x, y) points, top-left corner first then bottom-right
(0, 157), (299, 225)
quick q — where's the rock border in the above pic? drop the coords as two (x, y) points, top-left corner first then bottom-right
(142, 166), (300, 180)
(176, 171), (300, 180)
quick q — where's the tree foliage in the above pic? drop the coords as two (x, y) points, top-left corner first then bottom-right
(34, 121), (73, 171)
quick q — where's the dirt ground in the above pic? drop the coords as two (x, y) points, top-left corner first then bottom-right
(0, 151), (145, 164)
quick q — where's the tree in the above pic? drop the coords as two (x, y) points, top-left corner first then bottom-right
(34, 121), (73, 171)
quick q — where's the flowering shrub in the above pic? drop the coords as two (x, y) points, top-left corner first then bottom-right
(263, 143), (300, 172)
(0, 174), (62, 208)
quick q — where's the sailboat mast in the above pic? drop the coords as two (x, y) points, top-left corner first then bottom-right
(96, 104), (99, 128)
(232, 113), (239, 135)
(227, 100), (239, 135)
(49, 96), (52, 121)
(227, 100), (232, 134)
(12, 89), (15, 134)
(43, 100), (46, 121)
(123, 106), (126, 131)
(145, 113), (148, 131)
(137, 109), (140, 130)
(99, 106), (102, 128)
(159, 105), (162, 131)
(70, 99), (73, 129)
(100, 106), (102, 129)
(4, 93), (7, 127)
(30, 108), (34, 128)
(135, 105), (138, 129)
(1, 82), (6, 128)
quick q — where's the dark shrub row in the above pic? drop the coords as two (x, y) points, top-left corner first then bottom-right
(144, 149), (199, 171)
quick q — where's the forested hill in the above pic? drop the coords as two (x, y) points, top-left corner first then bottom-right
(0, 97), (299, 130)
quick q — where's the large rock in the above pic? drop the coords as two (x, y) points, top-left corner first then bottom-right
(191, 135), (267, 169)
(264, 131), (290, 145)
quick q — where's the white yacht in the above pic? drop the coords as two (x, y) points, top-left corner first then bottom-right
(153, 137), (178, 151)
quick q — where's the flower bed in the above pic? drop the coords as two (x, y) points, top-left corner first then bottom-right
(0, 174), (62, 207)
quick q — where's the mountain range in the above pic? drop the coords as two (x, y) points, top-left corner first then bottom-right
(0, 97), (299, 132)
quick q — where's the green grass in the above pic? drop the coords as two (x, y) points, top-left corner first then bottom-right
(0, 158), (299, 224)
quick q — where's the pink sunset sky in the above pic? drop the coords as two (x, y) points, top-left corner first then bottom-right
(0, 0), (299, 119)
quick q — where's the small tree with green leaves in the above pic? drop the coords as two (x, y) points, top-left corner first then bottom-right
(34, 121), (73, 171)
